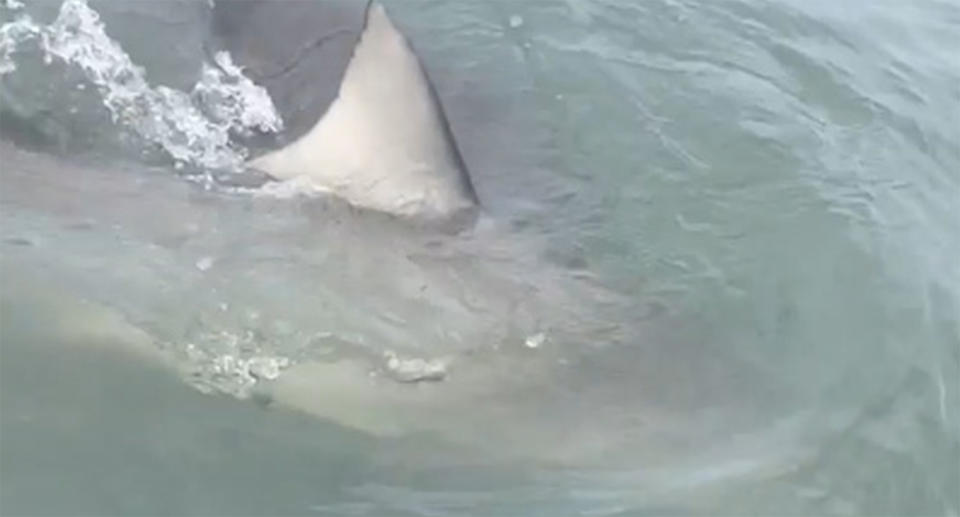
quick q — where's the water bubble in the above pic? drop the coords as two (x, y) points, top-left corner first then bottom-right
(384, 351), (447, 383)
(247, 356), (288, 381)
(524, 332), (546, 349)
(195, 256), (214, 271)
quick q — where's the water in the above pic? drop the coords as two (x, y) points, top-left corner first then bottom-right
(1, 0), (958, 515)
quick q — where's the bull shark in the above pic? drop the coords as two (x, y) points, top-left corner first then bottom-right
(0, 0), (799, 468)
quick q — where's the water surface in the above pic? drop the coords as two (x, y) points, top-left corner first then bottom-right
(1, 0), (957, 515)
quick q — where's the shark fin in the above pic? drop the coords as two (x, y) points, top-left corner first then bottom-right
(249, 3), (478, 222)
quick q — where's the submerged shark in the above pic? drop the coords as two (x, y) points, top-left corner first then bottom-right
(0, 0), (794, 467)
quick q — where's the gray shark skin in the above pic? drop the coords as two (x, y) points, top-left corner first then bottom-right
(0, 139), (798, 469)
(0, 140), (625, 464)
(207, 0), (368, 150)
(0, 0), (806, 471)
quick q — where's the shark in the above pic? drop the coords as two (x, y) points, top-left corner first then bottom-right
(0, 0), (799, 468)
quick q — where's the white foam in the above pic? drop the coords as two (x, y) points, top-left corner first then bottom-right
(0, 15), (40, 75)
(181, 336), (291, 398)
(192, 51), (283, 137)
(0, 0), (283, 173)
(383, 350), (448, 382)
(524, 332), (546, 349)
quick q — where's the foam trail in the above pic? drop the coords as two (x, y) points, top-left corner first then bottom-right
(0, 0), (282, 173)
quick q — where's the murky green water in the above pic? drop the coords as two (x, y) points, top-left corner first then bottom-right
(1, 0), (957, 515)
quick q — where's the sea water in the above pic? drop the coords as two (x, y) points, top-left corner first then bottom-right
(1, 0), (957, 515)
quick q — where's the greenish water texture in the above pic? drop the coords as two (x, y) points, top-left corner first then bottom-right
(2, 0), (958, 515)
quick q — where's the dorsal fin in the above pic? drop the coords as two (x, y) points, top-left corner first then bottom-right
(249, 2), (478, 222)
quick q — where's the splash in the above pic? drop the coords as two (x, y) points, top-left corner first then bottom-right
(178, 331), (292, 398)
(0, 0), (282, 173)
(0, 15), (39, 75)
(194, 51), (282, 137)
